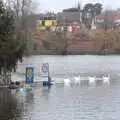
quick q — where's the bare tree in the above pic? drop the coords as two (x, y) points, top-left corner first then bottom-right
(4, 0), (38, 30)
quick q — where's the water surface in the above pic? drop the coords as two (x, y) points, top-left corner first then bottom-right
(1, 55), (120, 120)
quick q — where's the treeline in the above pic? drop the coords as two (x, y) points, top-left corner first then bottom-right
(91, 29), (120, 53)
(33, 29), (120, 55)
(81, 3), (102, 29)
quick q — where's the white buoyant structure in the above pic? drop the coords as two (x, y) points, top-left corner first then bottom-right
(64, 78), (71, 86)
(102, 75), (110, 84)
(88, 76), (96, 84)
(74, 75), (81, 84)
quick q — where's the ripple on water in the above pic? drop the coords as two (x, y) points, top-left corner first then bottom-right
(5, 55), (120, 120)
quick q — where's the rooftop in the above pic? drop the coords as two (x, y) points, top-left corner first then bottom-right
(63, 8), (80, 12)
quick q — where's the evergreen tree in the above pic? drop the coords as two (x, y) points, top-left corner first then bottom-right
(0, 1), (26, 85)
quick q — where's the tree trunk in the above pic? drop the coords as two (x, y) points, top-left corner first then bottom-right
(3, 62), (10, 85)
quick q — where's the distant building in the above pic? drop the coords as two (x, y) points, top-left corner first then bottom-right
(60, 8), (80, 24)
(56, 7), (82, 32)
(26, 13), (57, 32)
(96, 14), (120, 29)
(36, 13), (57, 31)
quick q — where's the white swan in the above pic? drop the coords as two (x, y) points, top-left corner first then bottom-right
(88, 76), (96, 84)
(64, 78), (71, 86)
(102, 75), (110, 84)
(74, 75), (81, 84)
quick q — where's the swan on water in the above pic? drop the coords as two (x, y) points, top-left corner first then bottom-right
(64, 78), (71, 86)
(102, 75), (110, 84)
(74, 75), (81, 84)
(88, 76), (96, 84)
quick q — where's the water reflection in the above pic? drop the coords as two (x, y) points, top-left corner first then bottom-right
(41, 87), (51, 101)
(15, 91), (35, 120)
(25, 92), (34, 104)
(0, 88), (21, 120)
(0, 81), (120, 120)
(2, 55), (120, 120)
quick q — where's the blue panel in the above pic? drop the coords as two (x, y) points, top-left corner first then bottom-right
(26, 67), (34, 83)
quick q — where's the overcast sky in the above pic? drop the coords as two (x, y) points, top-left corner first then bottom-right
(36, 0), (120, 13)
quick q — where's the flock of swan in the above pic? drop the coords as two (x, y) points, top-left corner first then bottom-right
(63, 75), (110, 86)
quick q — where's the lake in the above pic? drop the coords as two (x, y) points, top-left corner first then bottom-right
(0, 55), (120, 120)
